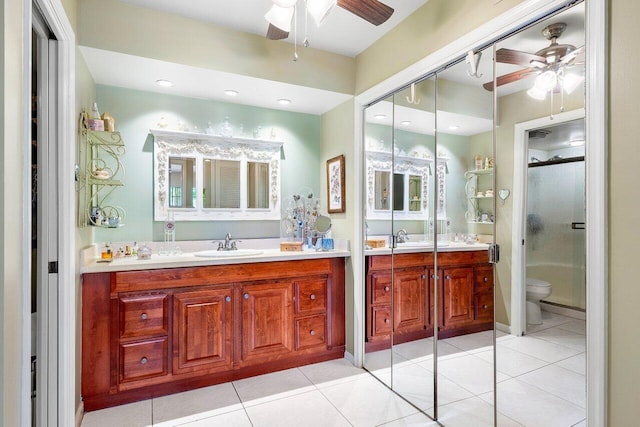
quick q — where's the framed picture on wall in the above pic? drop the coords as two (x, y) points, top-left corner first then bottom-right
(326, 154), (345, 213)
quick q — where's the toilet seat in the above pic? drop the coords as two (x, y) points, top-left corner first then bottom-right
(526, 278), (551, 293)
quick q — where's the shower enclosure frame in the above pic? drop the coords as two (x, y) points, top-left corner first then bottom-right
(511, 108), (586, 337)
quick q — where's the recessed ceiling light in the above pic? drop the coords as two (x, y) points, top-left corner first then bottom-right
(400, 121), (411, 126)
(374, 114), (386, 120)
(569, 139), (585, 146)
(224, 90), (239, 97)
(277, 98), (292, 105)
(155, 79), (175, 87)
(449, 125), (459, 130)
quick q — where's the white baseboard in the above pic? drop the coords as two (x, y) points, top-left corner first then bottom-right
(343, 351), (358, 367)
(495, 322), (512, 335)
(540, 301), (586, 320)
(75, 401), (84, 427)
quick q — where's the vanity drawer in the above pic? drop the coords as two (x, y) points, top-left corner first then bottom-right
(119, 294), (168, 339)
(119, 337), (168, 383)
(372, 306), (392, 336)
(295, 278), (326, 314)
(370, 273), (392, 304)
(294, 315), (326, 350)
(475, 293), (494, 322)
(474, 267), (494, 294)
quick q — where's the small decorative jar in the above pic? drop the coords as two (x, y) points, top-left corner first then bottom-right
(137, 243), (152, 260)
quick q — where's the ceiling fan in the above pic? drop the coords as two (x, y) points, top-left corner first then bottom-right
(265, 0), (394, 41)
(483, 22), (584, 93)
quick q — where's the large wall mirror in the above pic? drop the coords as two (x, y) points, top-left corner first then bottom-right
(362, 2), (586, 425)
(153, 128), (283, 221)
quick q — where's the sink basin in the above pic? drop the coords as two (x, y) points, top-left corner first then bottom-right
(193, 249), (263, 258)
(397, 241), (433, 247)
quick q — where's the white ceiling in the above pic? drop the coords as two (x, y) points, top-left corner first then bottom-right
(79, 46), (352, 115)
(117, 0), (427, 58)
(81, 1), (584, 128)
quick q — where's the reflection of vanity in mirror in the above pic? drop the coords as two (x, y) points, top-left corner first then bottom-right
(153, 129), (283, 220)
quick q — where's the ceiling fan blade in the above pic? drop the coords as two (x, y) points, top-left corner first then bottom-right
(560, 45), (585, 65)
(483, 67), (539, 91)
(267, 24), (289, 40)
(496, 48), (547, 67)
(337, 0), (394, 26)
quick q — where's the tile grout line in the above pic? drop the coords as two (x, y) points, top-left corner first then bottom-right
(231, 381), (255, 427)
(298, 366), (358, 427)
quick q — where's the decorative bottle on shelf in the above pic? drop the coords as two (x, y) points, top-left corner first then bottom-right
(88, 102), (104, 131)
(90, 102), (100, 119)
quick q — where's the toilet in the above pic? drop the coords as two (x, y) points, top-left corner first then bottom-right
(526, 278), (552, 325)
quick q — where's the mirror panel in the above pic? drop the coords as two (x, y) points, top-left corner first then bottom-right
(168, 157), (196, 209)
(389, 77), (437, 418)
(247, 161), (270, 209)
(434, 48), (495, 425)
(494, 4), (586, 426)
(363, 94), (395, 389)
(203, 159), (240, 209)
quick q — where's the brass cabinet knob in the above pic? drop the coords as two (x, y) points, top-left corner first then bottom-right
(384, 286), (390, 292)
(483, 304), (488, 309)
(310, 294), (316, 300)
(225, 296), (231, 302)
(310, 330), (316, 336)
(384, 318), (390, 324)
(140, 357), (148, 365)
(484, 277), (489, 282)
(243, 293), (249, 300)
(446, 275), (451, 280)
(140, 313), (148, 320)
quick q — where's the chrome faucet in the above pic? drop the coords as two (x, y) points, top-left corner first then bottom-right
(396, 229), (409, 244)
(215, 233), (239, 251)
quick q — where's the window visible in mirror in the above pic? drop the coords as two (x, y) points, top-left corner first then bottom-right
(374, 171), (390, 210)
(203, 159), (240, 209)
(409, 175), (421, 212)
(169, 157), (196, 208)
(248, 161), (269, 209)
(393, 173), (404, 211)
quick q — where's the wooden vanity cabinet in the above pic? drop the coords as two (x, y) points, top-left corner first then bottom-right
(365, 250), (493, 351)
(240, 281), (294, 363)
(82, 258), (345, 411)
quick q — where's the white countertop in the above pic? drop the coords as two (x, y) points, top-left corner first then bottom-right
(364, 241), (490, 256)
(81, 239), (351, 274)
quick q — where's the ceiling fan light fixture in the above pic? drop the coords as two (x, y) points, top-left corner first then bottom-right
(265, 4), (295, 32)
(535, 69), (558, 92)
(562, 73), (584, 94)
(307, 0), (337, 26)
(527, 86), (547, 100)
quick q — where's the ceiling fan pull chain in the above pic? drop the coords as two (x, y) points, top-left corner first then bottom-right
(549, 89), (554, 120)
(303, 0), (310, 47)
(293, 3), (299, 61)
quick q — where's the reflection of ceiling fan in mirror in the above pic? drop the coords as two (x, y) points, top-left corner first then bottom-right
(265, 0), (394, 41)
(484, 23), (584, 99)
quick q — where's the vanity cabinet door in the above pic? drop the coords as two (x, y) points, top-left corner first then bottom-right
(441, 267), (474, 329)
(241, 281), (294, 364)
(173, 287), (233, 375)
(393, 268), (426, 336)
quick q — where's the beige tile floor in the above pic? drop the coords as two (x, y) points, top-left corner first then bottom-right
(81, 311), (585, 427)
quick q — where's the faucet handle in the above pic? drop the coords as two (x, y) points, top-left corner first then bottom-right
(216, 241), (224, 250)
(231, 240), (241, 250)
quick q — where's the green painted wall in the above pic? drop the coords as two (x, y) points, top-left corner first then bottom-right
(92, 85), (322, 244)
